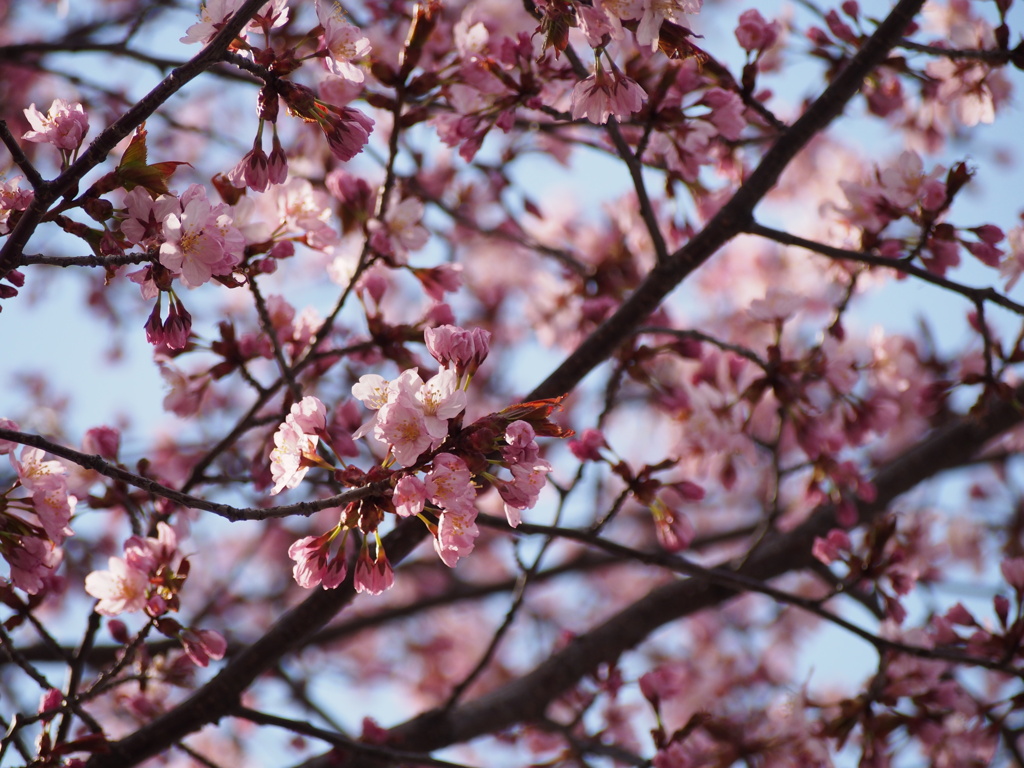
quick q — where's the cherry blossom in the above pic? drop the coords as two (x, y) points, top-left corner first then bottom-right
(10, 446), (76, 545)
(636, 0), (703, 50)
(158, 187), (239, 288)
(424, 325), (491, 378)
(22, 99), (89, 152)
(269, 396), (328, 495)
(570, 67), (647, 125)
(179, 628), (228, 667)
(316, 0), (372, 83)
(353, 544), (395, 594)
(735, 9), (780, 52)
(84, 556), (149, 616)
(180, 0), (245, 45)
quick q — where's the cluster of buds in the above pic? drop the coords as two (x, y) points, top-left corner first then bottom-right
(144, 292), (192, 351)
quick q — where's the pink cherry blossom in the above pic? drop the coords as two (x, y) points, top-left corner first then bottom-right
(269, 396), (327, 495)
(434, 509), (479, 568)
(502, 421), (540, 465)
(159, 195), (225, 288)
(5, 535), (61, 595)
(180, 0), (245, 45)
(568, 429), (608, 462)
(369, 197), (430, 261)
(0, 177), (33, 236)
(1000, 556), (1024, 592)
(316, 0), (371, 83)
(288, 531), (348, 590)
(376, 399), (436, 466)
(394, 474), (428, 517)
(321, 105), (374, 162)
(353, 545), (394, 595)
(82, 426), (120, 460)
(22, 99), (89, 151)
(636, 0), (703, 51)
(497, 460), (551, 527)
(570, 69), (647, 125)
(425, 453), (477, 516)
(84, 556), (149, 615)
(227, 144), (271, 193)
(124, 522), (178, 574)
(179, 628), (227, 667)
(812, 529), (852, 565)
(735, 9), (781, 52)
(417, 368), (467, 436)
(424, 325), (491, 377)
(11, 447), (76, 545)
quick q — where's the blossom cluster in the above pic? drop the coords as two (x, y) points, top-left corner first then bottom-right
(269, 325), (569, 592)
(1, 430), (77, 594)
(123, 184), (244, 289)
(83, 522), (227, 667)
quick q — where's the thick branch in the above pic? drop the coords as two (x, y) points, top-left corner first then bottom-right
(529, 0), (927, 400)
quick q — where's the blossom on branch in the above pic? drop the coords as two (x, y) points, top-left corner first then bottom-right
(316, 0), (372, 83)
(570, 67), (647, 125)
(22, 99), (88, 152)
(269, 396), (330, 495)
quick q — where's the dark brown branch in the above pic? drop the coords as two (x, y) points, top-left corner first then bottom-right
(528, 0), (927, 401)
(0, 121), (46, 191)
(0, 428), (382, 522)
(19, 252), (154, 268)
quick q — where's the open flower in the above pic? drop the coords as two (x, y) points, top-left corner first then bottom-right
(269, 396), (329, 494)
(570, 67), (647, 125)
(84, 557), (149, 616)
(23, 99), (89, 151)
(317, 0), (372, 83)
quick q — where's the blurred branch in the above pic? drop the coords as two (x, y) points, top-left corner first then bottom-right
(747, 220), (1024, 317)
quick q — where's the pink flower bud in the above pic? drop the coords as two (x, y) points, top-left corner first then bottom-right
(180, 628), (227, 667)
(38, 688), (63, 721)
(735, 9), (780, 52)
(569, 429), (608, 462)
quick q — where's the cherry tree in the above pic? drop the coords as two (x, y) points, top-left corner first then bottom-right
(2, 0), (1024, 765)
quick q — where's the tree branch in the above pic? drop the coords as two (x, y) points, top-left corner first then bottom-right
(529, 0), (927, 400)
(0, 0), (269, 281)
(322, 381), (1024, 764)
